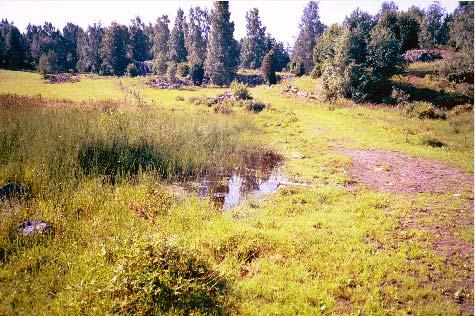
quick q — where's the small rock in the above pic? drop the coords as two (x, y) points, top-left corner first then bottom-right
(288, 153), (305, 159)
(453, 287), (466, 303)
(16, 220), (53, 237)
(0, 182), (26, 200)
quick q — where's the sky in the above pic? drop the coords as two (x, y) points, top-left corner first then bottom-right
(0, 0), (460, 45)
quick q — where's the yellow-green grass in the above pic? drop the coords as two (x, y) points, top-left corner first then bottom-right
(0, 71), (473, 315)
(0, 70), (130, 101)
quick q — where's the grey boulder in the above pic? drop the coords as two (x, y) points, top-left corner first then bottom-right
(16, 220), (53, 237)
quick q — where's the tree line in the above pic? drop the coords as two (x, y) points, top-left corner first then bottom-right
(0, 2), (289, 86)
(0, 1), (473, 97)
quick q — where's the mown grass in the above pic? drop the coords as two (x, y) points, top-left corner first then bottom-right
(0, 71), (473, 315)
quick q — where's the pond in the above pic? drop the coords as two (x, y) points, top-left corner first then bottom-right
(182, 151), (287, 210)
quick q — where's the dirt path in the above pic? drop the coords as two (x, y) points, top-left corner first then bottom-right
(337, 147), (474, 313)
(336, 147), (473, 195)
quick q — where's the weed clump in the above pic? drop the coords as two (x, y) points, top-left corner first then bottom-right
(421, 136), (446, 148)
(214, 102), (235, 115)
(402, 101), (446, 120)
(245, 100), (266, 113)
(110, 239), (229, 315)
(230, 81), (251, 100)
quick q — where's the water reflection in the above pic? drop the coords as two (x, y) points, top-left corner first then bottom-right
(184, 151), (286, 210)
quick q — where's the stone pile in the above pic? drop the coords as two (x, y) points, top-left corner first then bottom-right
(281, 85), (318, 100)
(149, 78), (185, 89)
(46, 73), (80, 84)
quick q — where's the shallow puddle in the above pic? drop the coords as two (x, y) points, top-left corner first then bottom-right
(182, 152), (287, 210)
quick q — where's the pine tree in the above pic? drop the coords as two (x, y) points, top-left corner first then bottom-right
(128, 16), (150, 62)
(240, 8), (267, 69)
(185, 7), (209, 66)
(77, 23), (104, 73)
(204, 1), (239, 86)
(100, 22), (130, 75)
(292, 1), (325, 74)
(168, 8), (188, 63)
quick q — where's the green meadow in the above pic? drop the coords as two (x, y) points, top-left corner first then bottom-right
(0, 69), (473, 315)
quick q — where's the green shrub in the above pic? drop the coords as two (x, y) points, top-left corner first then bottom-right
(190, 64), (204, 86)
(177, 62), (190, 76)
(152, 58), (167, 75)
(439, 53), (474, 83)
(126, 63), (138, 77)
(403, 101), (446, 120)
(230, 81), (251, 100)
(38, 50), (58, 77)
(261, 50), (277, 85)
(245, 100), (266, 113)
(421, 136), (446, 147)
(214, 102), (235, 115)
(167, 63), (177, 83)
(110, 239), (229, 315)
(288, 61), (305, 77)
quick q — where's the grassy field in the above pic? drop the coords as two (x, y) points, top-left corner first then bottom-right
(0, 69), (473, 315)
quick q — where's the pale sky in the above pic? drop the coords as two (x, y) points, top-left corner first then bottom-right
(0, 0), (460, 45)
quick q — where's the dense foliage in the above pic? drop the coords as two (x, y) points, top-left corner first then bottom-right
(321, 12), (403, 102)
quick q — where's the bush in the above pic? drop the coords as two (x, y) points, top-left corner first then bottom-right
(261, 50), (277, 85)
(391, 87), (410, 104)
(190, 64), (204, 86)
(245, 100), (266, 113)
(321, 23), (403, 103)
(310, 66), (321, 79)
(177, 62), (190, 77)
(439, 53), (474, 83)
(152, 58), (167, 75)
(451, 103), (473, 115)
(126, 63), (138, 77)
(288, 61), (305, 77)
(213, 102), (235, 114)
(167, 63), (177, 83)
(110, 239), (229, 315)
(230, 81), (251, 100)
(402, 101), (446, 120)
(421, 136), (446, 147)
(38, 50), (58, 77)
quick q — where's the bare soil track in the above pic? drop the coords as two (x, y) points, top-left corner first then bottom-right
(336, 147), (473, 195)
(338, 147), (474, 313)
